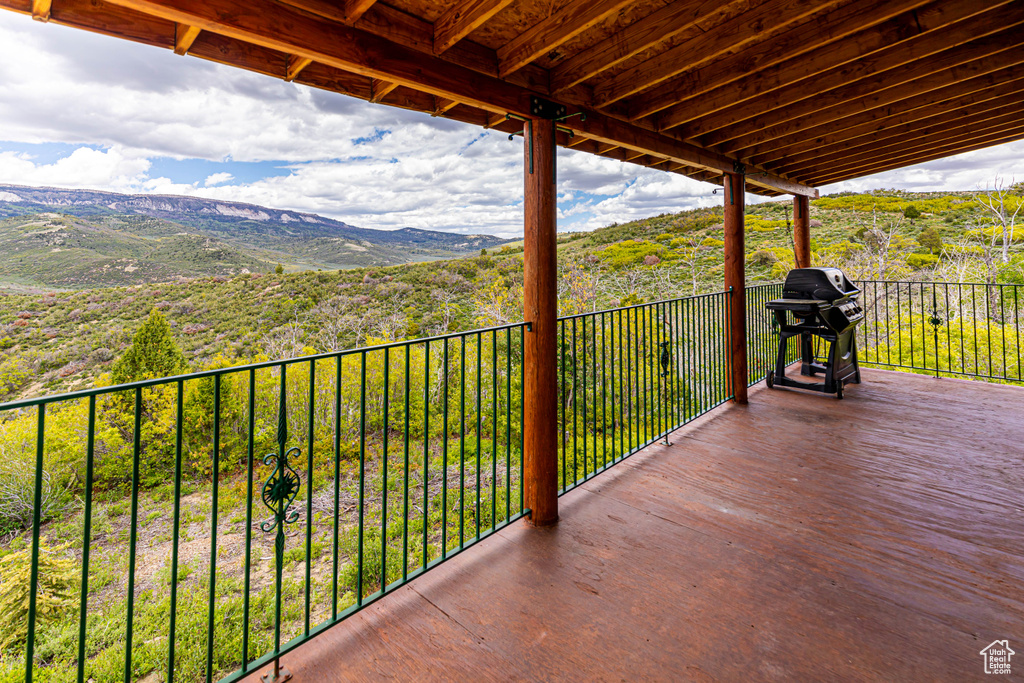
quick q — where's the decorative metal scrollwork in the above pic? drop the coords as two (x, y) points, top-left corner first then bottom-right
(659, 341), (672, 378)
(260, 447), (302, 533)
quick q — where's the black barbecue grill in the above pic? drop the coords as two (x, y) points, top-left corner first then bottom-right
(765, 267), (863, 398)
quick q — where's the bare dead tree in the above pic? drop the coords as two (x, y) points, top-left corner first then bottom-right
(974, 177), (1022, 265)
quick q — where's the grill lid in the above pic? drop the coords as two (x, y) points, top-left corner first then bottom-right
(783, 267), (859, 301)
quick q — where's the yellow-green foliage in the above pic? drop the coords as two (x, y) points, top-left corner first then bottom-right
(862, 314), (1020, 381)
(701, 237), (724, 248)
(746, 217), (787, 232)
(906, 253), (939, 269)
(654, 233), (673, 243)
(599, 240), (663, 268)
(0, 541), (79, 650)
(816, 193), (976, 214)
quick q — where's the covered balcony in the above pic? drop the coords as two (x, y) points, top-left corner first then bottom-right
(236, 368), (1023, 681)
(1, 0), (1022, 681)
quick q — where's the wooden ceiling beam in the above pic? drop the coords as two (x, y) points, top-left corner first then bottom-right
(650, 0), (991, 130)
(434, 0), (513, 55)
(496, 0), (632, 78)
(284, 54), (313, 81)
(773, 94), (1024, 172)
(277, 0), (377, 25)
(432, 97), (461, 114)
(369, 79), (399, 103)
(683, 6), (1024, 144)
(741, 65), (1024, 162)
(90, 0), (812, 196)
(173, 22), (200, 55)
(805, 125), (1024, 186)
(549, 0), (745, 93)
(31, 0), (49, 21)
(564, 135), (589, 149)
(591, 0), (846, 109)
(786, 111), (1024, 179)
(716, 37), (1024, 156)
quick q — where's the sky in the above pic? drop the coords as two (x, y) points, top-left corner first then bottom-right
(1, 12), (1023, 238)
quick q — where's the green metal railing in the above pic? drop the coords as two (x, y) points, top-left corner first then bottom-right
(555, 291), (735, 493)
(3, 323), (528, 683)
(857, 280), (1023, 383)
(3, 286), (797, 682)
(746, 282), (800, 386)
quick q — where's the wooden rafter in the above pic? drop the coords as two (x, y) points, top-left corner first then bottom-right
(434, 0), (513, 55)
(432, 97), (460, 114)
(564, 135), (589, 149)
(786, 110), (1024, 178)
(370, 79), (399, 103)
(774, 95), (1024, 172)
(85, 0), (812, 196)
(591, 0), (846, 108)
(548, 0), (745, 93)
(682, 5), (1024, 144)
(31, 0), (49, 21)
(278, 0), (377, 25)
(285, 54), (313, 81)
(715, 37), (1024, 156)
(496, 0), (632, 78)
(644, 0), (946, 127)
(742, 65), (1024, 162)
(173, 22), (200, 55)
(805, 124), (1024, 186)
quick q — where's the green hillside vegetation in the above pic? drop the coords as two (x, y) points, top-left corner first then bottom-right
(0, 187), (1022, 681)
(0, 188), (1022, 403)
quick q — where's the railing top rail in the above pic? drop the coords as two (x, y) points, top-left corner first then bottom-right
(555, 289), (731, 322)
(0, 320), (528, 412)
(858, 279), (1022, 286)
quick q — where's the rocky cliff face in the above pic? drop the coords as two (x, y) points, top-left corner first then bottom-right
(0, 183), (512, 261)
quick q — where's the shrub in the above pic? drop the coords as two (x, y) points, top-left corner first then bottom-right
(0, 541), (79, 651)
(906, 253), (939, 269)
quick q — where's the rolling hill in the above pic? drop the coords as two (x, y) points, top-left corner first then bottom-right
(0, 184), (511, 288)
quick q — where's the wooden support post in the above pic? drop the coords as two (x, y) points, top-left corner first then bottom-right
(793, 194), (811, 268)
(723, 169), (748, 405)
(523, 117), (559, 527)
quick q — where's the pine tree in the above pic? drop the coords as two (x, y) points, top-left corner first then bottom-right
(111, 308), (186, 384)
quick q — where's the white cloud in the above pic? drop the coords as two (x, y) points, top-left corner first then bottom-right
(0, 11), (1022, 237)
(204, 172), (234, 187)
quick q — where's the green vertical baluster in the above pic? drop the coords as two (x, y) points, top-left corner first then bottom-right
(332, 356), (342, 618)
(305, 361), (315, 632)
(381, 349), (389, 593)
(572, 317), (578, 485)
(241, 370), (255, 670)
(519, 325), (525, 512)
(25, 405), (45, 683)
(459, 336), (466, 549)
(125, 389), (142, 682)
(205, 375), (221, 683)
(358, 353), (366, 603)
(422, 341), (430, 569)
(476, 333), (482, 540)
(168, 382), (184, 680)
(559, 319), (566, 491)
(77, 397), (96, 683)
(505, 327), (511, 521)
(264, 363), (299, 682)
(442, 339), (449, 558)
(582, 315), (588, 481)
(491, 331), (497, 531)
(442, 340), (451, 556)
(403, 344), (410, 581)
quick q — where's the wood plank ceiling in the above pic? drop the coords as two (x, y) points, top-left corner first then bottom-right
(6, 0), (1024, 197)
